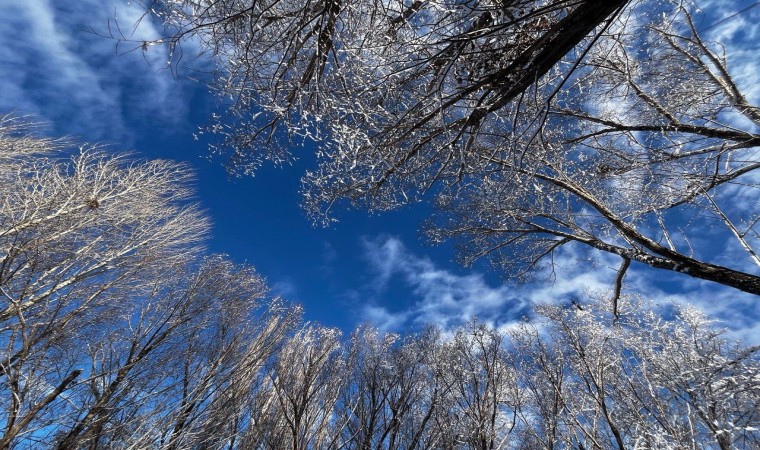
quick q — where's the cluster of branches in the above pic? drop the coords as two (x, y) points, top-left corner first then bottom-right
(139, 0), (759, 298)
(0, 116), (303, 448)
(422, 3), (760, 298)
(142, 0), (626, 166)
(1, 116), (759, 448)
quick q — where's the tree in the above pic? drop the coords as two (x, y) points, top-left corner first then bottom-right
(334, 327), (400, 450)
(334, 299), (759, 450)
(510, 297), (760, 449)
(2, 116), (758, 448)
(435, 322), (520, 450)
(241, 324), (346, 450)
(0, 115), (207, 448)
(51, 257), (300, 450)
(141, 0), (759, 298)
(0, 116), (299, 449)
(142, 0), (626, 170)
(335, 326), (445, 450)
(424, 3), (760, 300)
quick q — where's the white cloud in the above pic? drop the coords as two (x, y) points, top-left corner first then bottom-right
(361, 305), (410, 332)
(0, 0), (202, 144)
(271, 278), (299, 300)
(698, 0), (760, 106)
(356, 236), (760, 344)
(357, 236), (618, 332)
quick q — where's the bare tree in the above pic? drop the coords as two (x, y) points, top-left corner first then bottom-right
(0, 117), (207, 448)
(509, 323), (566, 450)
(138, 0), (626, 172)
(176, 297), (300, 450)
(510, 297), (760, 450)
(335, 326), (400, 450)
(384, 328), (448, 450)
(241, 324), (346, 450)
(138, 1), (759, 298)
(335, 326), (446, 450)
(419, 2), (760, 299)
(435, 322), (520, 450)
(0, 117), (303, 449)
(337, 300), (759, 450)
(49, 256), (298, 450)
(3, 116), (758, 449)
(615, 303), (760, 449)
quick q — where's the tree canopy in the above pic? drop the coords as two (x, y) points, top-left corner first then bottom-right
(1, 0), (759, 446)
(138, 0), (760, 299)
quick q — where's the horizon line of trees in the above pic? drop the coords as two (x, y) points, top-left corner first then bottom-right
(1, 115), (759, 449)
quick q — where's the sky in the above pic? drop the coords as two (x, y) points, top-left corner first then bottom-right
(1, 0), (759, 341)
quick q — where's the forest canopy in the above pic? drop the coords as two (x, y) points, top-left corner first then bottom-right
(0, 117), (758, 446)
(1, 0), (759, 447)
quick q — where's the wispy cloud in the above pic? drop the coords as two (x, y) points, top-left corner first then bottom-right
(271, 278), (299, 300)
(362, 305), (410, 332)
(0, 0), (201, 144)
(356, 236), (760, 343)
(357, 236), (616, 332)
(698, 1), (760, 107)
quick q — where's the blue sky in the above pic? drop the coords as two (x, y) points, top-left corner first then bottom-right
(2, 0), (759, 340)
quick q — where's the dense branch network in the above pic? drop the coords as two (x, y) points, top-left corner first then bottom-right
(139, 0), (759, 297)
(1, 117), (759, 448)
(424, 4), (760, 294)
(140, 0), (626, 168)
